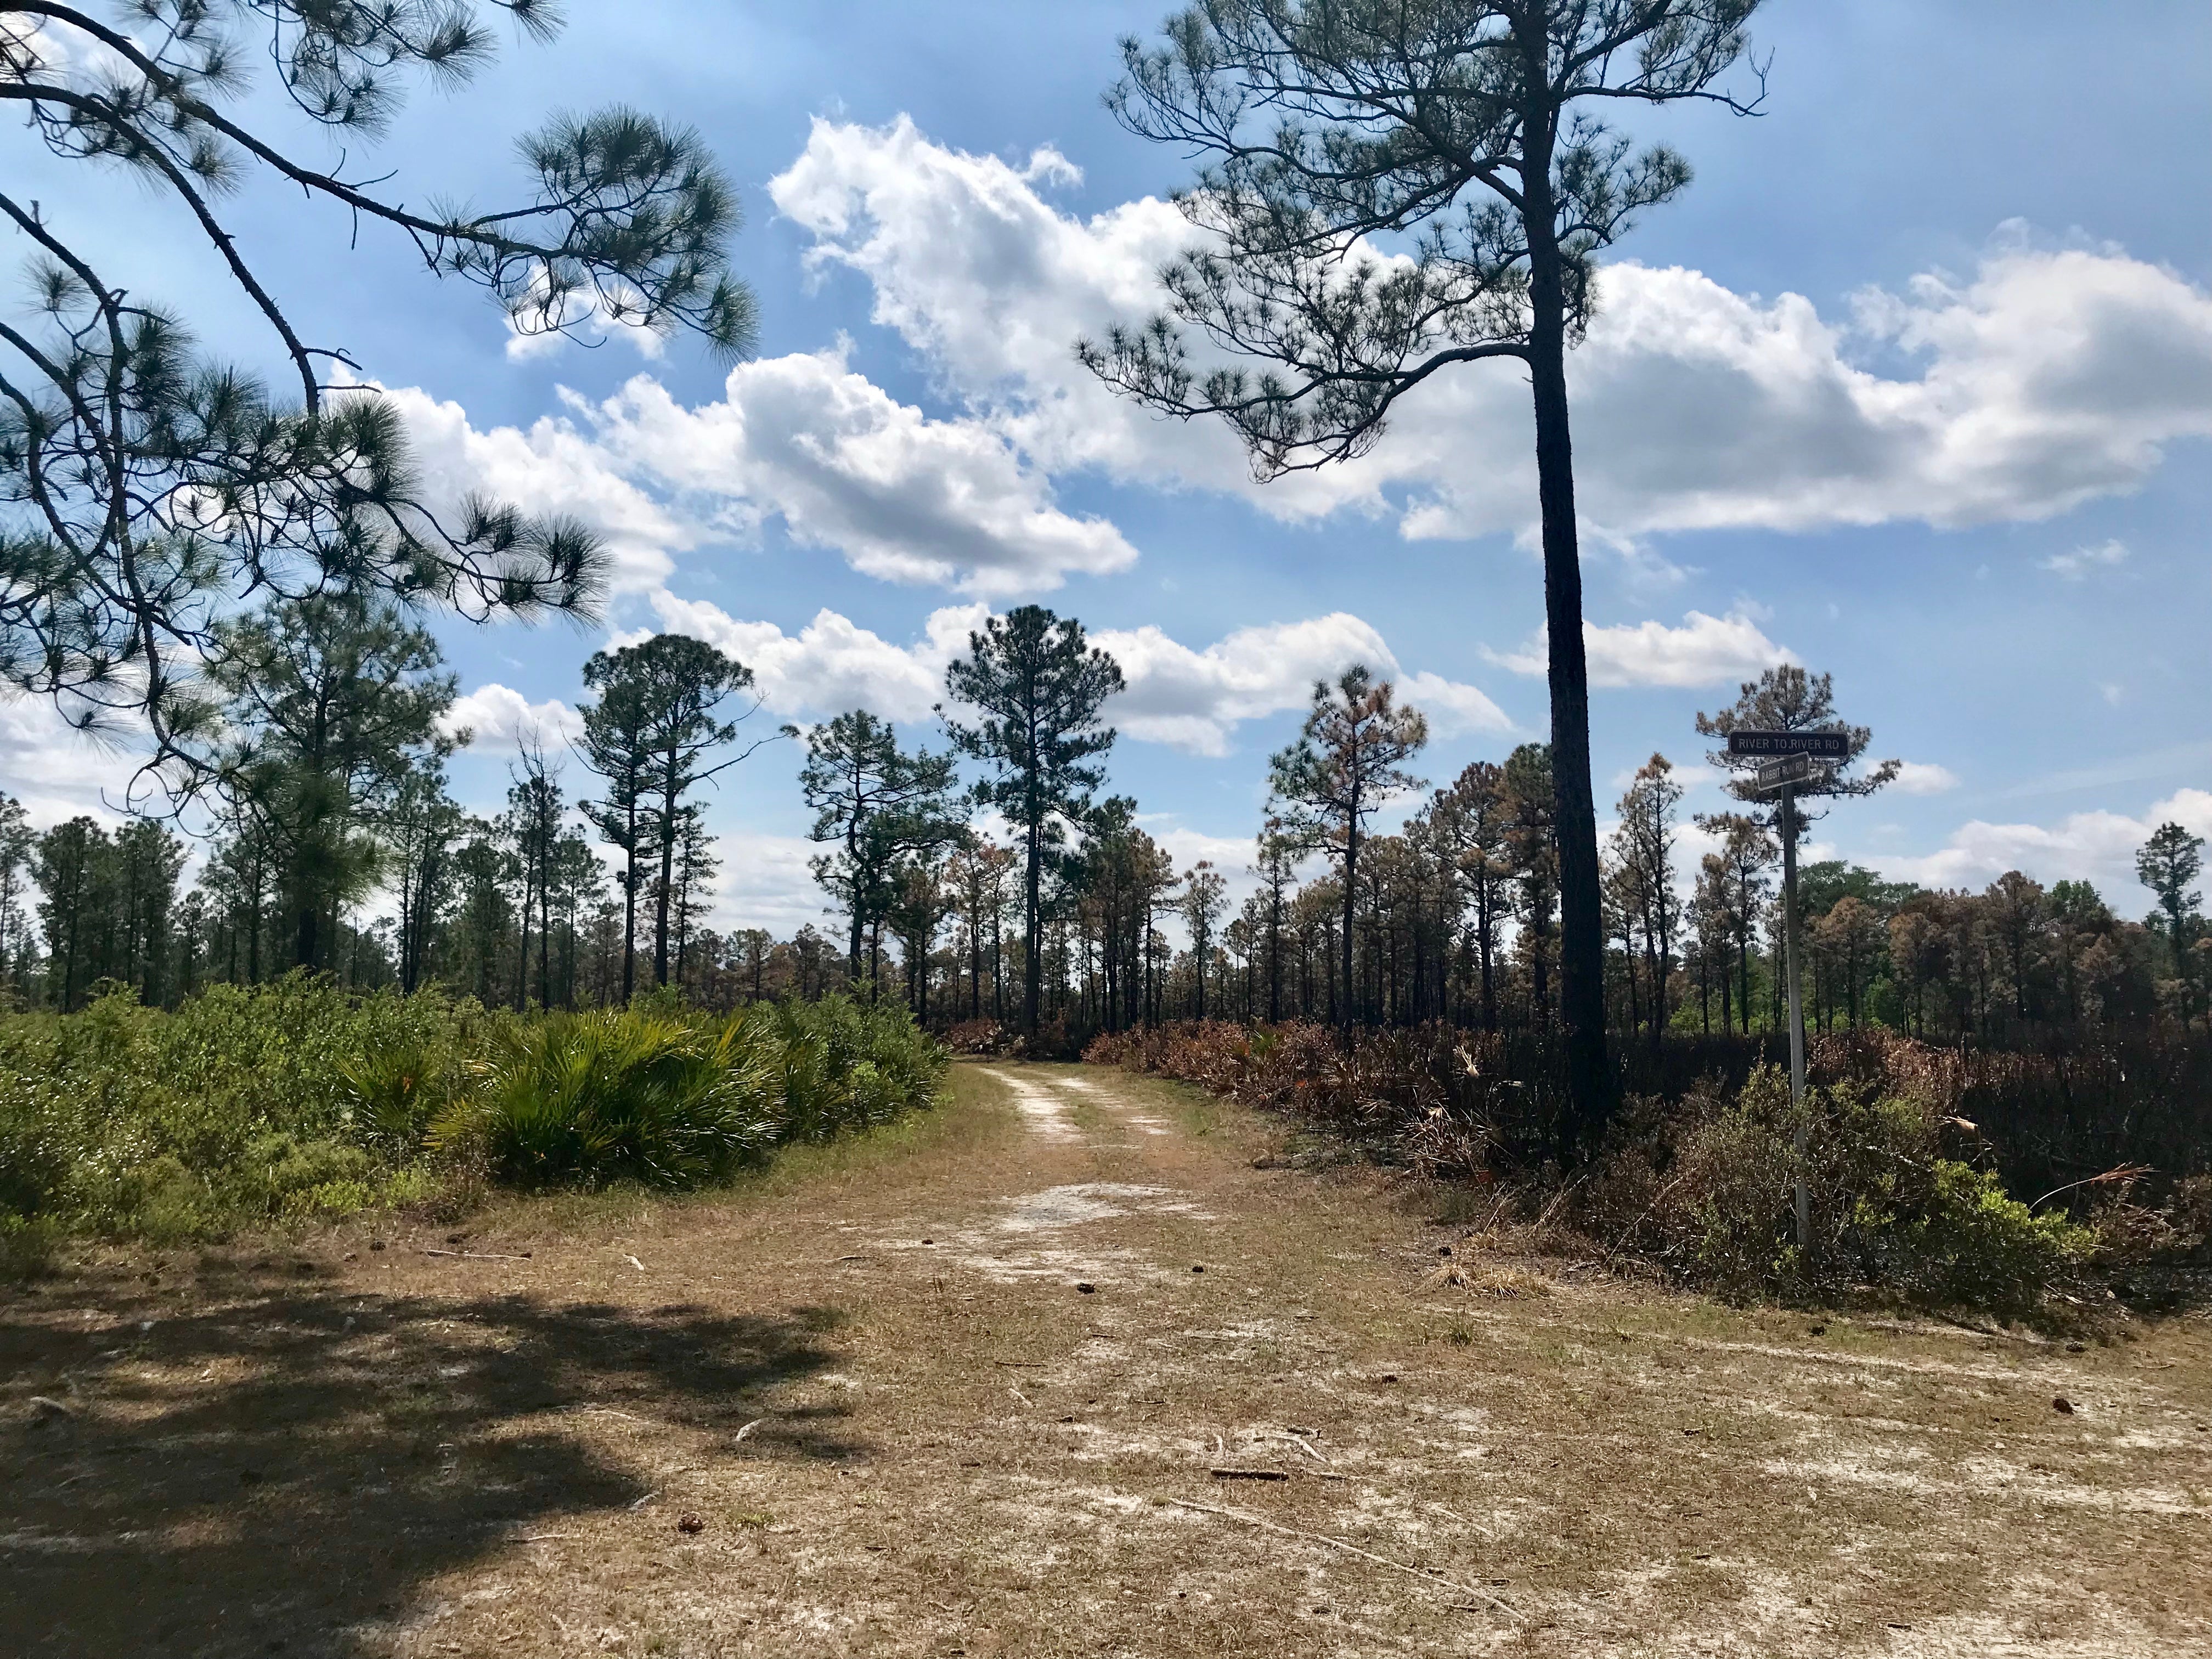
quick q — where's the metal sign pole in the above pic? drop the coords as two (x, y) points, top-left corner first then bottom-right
(1780, 781), (1809, 1251)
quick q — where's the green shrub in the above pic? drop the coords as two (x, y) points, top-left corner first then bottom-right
(437, 1008), (780, 1188)
(0, 981), (945, 1246)
(1590, 1065), (2088, 1313)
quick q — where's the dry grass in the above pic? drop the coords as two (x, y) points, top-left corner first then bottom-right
(5, 1059), (2209, 1657)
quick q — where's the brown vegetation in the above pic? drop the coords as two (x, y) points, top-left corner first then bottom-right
(1087, 1020), (2212, 1315)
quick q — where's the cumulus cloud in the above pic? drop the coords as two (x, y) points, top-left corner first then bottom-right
(383, 344), (1135, 600)
(771, 119), (2212, 544)
(375, 120), (2211, 617)
(2040, 538), (2130, 580)
(501, 273), (669, 364)
(631, 600), (1502, 756)
(1092, 612), (1510, 755)
(368, 383), (692, 594)
(1875, 788), (2212, 896)
(1889, 761), (1961, 796)
(439, 685), (584, 751)
(575, 349), (1136, 595)
(640, 592), (979, 723)
(1489, 610), (1792, 689)
(706, 832), (835, 938)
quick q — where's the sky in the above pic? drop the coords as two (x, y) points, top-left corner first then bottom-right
(6, 1), (2211, 939)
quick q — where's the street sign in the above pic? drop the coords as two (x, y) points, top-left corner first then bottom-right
(1727, 728), (1850, 759)
(1757, 752), (1815, 789)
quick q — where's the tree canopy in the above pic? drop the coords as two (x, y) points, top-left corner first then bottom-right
(0, 1), (755, 785)
(944, 606), (1124, 1034)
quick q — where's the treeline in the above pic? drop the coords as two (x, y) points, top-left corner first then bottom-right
(0, 594), (822, 1014)
(4, 597), (2204, 1055)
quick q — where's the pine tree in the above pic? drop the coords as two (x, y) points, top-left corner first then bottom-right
(1268, 667), (1427, 1041)
(1084, 1), (1767, 1137)
(800, 711), (961, 991)
(0, 794), (34, 1000)
(580, 634), (771, 995)
(202, 591), (455, 971)
(1181, 862), (1229, 1019)
(1615, 755), (1684, 1047)
(2137, 822), (2206, 1023)
(944, 608), (1125, 1035)
(34, 817), (110, 1009)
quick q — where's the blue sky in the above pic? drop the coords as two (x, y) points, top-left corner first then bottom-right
(8, 1), (2211, 935)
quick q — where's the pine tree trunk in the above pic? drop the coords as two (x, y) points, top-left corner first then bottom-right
(1521, 66), (1615, 1156)
(1339, 821), (1359, 1046)
(654, 761), (676, 988)
(621, 790), (639, 1004)
(1024, 814), (1042, 1035)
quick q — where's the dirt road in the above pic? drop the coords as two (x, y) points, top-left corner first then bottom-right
(5, 1061), (2209, 1657)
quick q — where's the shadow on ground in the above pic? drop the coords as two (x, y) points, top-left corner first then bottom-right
(1, 1257), (856, 1657)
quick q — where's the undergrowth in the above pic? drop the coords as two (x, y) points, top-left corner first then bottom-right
(0, 980), (945, 1260)
(1088, 1020), (2209, 1319)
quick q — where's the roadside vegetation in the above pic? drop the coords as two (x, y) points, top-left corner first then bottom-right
(1088, 1019), (2212, 1321)
(0, 980), (944, 1268)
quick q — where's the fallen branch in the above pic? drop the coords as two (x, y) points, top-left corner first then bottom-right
(1252, 1430), (1332, 1465)
(1164, 1498), (1519, 1619)
(1210, 1468), (1289, 1481)
(421, 1249), (531, 1262)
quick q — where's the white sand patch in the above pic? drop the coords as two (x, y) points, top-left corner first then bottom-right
(997, 1183), (1205, 1233)
(1759, 1448), (2208, 1515)
(1052, 1073), (1172, 1135)
(950, 1243), (1165, 1285)
(994, 1071), (1081, 1141)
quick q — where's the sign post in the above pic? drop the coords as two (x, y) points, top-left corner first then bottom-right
(1778, 779), (1809, 1251)
(1728, 730), (1850, 1253)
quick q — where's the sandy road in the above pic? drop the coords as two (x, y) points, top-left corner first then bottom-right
(4, 1060), (2209, 1657)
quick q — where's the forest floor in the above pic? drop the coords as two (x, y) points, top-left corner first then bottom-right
(4, 1060), (2210, 1658)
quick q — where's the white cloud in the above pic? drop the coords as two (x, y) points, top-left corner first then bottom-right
(2040, 538), (2130, 579)
(1489, 610), (1792, 689)
(629, 600), (1500, 756)
(376, 121), (2212, 620)
(0, 695), (134, 828)
(1875, 788), (2212, 898)
(640, 592), (978, 724)
(1889, 761), (1961, 795)
(439, 685), (584, 751)
(1093, 612), (1510, 755)
(384, 342), (1136, 601)
(704, 832), (833, 938)
(501, 272), (669, 364)
(771, 120), (2212, 544)
(575, 348), (1136, 596)
(367, 383), (692, 594)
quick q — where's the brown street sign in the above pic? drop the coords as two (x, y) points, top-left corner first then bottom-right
(1728, 729), (1851, 759)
